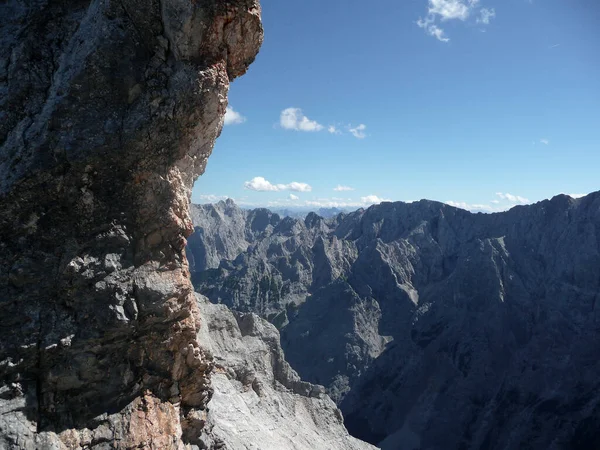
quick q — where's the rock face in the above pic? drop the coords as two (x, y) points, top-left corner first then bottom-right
(189, 193), (600, 449)
(195, 294), (376, 450)
(0, 0), (262, 448)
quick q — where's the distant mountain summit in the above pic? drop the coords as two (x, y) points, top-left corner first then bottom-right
(188, 193), (600, 449)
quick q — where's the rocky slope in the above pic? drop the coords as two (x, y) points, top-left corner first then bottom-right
(0, 0), (263, 447)
(189, 193), (600, 449)
(195, 294), (376, 450)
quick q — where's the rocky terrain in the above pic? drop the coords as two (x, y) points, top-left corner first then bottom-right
(190, 193), (600, 449)
(0, 0), (263, 447)
(195, 294), (375, 450)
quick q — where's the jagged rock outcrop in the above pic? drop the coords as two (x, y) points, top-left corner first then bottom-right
(187, 200), (282, 272)
(190, 201), (386, 402)
(194, 294), (376, 450)
(0, 0), (262, 448)
(189, 193), (600, 449)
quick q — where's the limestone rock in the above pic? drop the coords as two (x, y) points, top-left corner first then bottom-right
(0, 0), (262, 448)
(195, 294), (377, 450)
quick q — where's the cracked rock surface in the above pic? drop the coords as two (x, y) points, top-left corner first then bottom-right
(0, 0), (262, 448)
(195, 294), (377, 450)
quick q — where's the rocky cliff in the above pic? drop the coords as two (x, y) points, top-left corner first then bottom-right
(0, 0), (263, 448)
(195, 294), (375, 450)
(190, 193), (600, 449)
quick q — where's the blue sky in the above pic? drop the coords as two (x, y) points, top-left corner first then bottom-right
(192, 0), (600, 212)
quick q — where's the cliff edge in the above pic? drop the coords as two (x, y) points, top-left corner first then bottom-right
(0, 0), (262, 448)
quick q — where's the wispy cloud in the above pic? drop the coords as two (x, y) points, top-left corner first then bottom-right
(349, 124), (367, 139)
(417, 16), (450, 42)
(549, 43), (560, 49)
(566, 193), (586, 199)
(333, 185), (355, 192)
(496, 192), (530, 204)
(328, 125), (341, 134)
(477, 7), (496, 24)
(244, 176), (312, 192)
(289, 194), (299, 200)
(224, 106), (246, 125)
(540, 138), (550, 145)
(417, 0), (495, 42)
(280, 108), (323, 132)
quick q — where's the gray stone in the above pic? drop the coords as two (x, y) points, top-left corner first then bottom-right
(0, 0), (263, 447)
(195, 294), (377, 450)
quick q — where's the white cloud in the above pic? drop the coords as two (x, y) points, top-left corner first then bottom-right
(477, 7), (496, 24)
(224, 106), (246, 125)
(417, 16), (450, 42)
(333, 185), (355, 192)
(567, 193), (586, 199)
(417, 0), (493, 41)
(349, 124), (367, 139)
(540, 138), (550, 145)
(429, 0), (473, 21)
(289, 194), (299, 200)
(280, 108), (323, 132)
(496, 192), (530, 204)
(244, 176), (312, 192)
(361, 195), (390, 204)
(328, 125), (341, 134)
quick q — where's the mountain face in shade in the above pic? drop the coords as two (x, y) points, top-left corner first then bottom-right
(188, 192), (600, 449)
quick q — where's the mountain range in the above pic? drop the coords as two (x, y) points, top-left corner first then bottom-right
(188, 193), (600, 449)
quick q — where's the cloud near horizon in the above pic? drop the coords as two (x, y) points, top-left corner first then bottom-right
(446, 191), (532, 212)
(445, 201), (498, 212)
(361, 195), (391, 204)
(244, 176), (312, 192)
(496, 192), (530, 204)
(333, 185), (355, 191)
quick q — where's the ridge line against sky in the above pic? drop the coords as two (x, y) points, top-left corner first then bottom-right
(194, 0), (599, 214)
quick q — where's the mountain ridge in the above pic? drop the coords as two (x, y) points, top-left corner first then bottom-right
(189, 190), (600, 449)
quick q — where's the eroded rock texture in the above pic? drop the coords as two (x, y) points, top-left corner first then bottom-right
(0, 0), (262, 448)
(195, 294), (376, 450)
